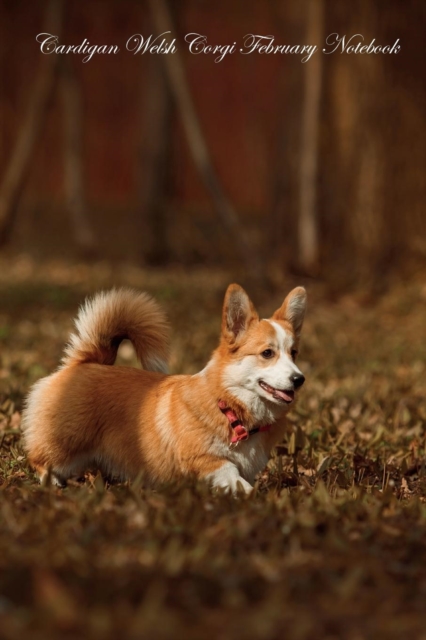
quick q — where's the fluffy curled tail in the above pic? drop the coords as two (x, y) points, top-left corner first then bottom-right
(62, 288), (169, 372)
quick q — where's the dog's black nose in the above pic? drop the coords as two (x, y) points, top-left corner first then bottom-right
(292, 374), (305, 389)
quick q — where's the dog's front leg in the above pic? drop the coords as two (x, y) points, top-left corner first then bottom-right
(205, 462), (253, 495)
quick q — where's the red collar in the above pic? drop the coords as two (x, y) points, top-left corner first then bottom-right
(218, 400), (272, 445)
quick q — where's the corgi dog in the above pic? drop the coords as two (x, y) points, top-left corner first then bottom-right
(22, 284), (307, 494)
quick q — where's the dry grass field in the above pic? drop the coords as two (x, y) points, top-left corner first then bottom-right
(1, 256), (426, 640)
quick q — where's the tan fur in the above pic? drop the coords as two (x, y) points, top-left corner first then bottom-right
(22, 285), (307, 493)
(62, 288), (169, 371)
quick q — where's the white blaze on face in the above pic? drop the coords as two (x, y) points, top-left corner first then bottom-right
(264, 321), (303, 390)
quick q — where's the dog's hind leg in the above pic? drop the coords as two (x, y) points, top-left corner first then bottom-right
(32, 455), (91, 487)
(33, 464), (67, 487)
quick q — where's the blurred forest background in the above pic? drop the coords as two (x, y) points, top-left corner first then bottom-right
(0, 0), (424, 288)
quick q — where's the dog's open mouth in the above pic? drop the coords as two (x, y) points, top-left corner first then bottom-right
(259, 381), (294, 403)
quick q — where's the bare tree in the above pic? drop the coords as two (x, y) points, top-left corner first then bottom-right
(327, 2), (388, 287)
(0, 0), (64, 246)
(349, 6), (387, 285)
(137, 54), (173, 264)
(270, 2), (304, 268)
(298, 0), (323, 274)
(147, 0), (262, 279)
(61, 59), (96, 254)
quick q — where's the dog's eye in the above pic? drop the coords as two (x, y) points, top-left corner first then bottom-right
(291, 349), (298, 360)
(261, 349), (274, 359)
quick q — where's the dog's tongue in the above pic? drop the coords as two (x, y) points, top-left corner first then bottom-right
(273, 388), (294, 402)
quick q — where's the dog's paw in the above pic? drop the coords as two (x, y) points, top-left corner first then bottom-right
(206, 462), (253, 496)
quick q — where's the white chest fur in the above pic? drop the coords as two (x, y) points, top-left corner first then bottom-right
(228, 436), (270, 483)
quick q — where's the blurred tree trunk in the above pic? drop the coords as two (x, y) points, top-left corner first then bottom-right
(147, 0), (262, 280)
(349, 27), (387, 285)
(298, 0), (323, 274)
(61, 59), (96, 256)
(270, 3), (304, 269)
(329, 2), (388, 287)
(0, 0), (64, 247)
(270, 0), (323, 276)
(138, 51), (173, 264)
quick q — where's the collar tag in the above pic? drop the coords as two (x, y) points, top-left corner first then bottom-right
(218, 400), (272, 447)
(230, 424), (249, 444)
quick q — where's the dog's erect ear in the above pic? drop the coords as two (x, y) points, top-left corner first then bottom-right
(222, 284), (258, 343)
(273, 287), (307, 337)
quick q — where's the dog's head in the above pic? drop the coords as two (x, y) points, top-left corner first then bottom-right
(219, 284), (307, 416)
